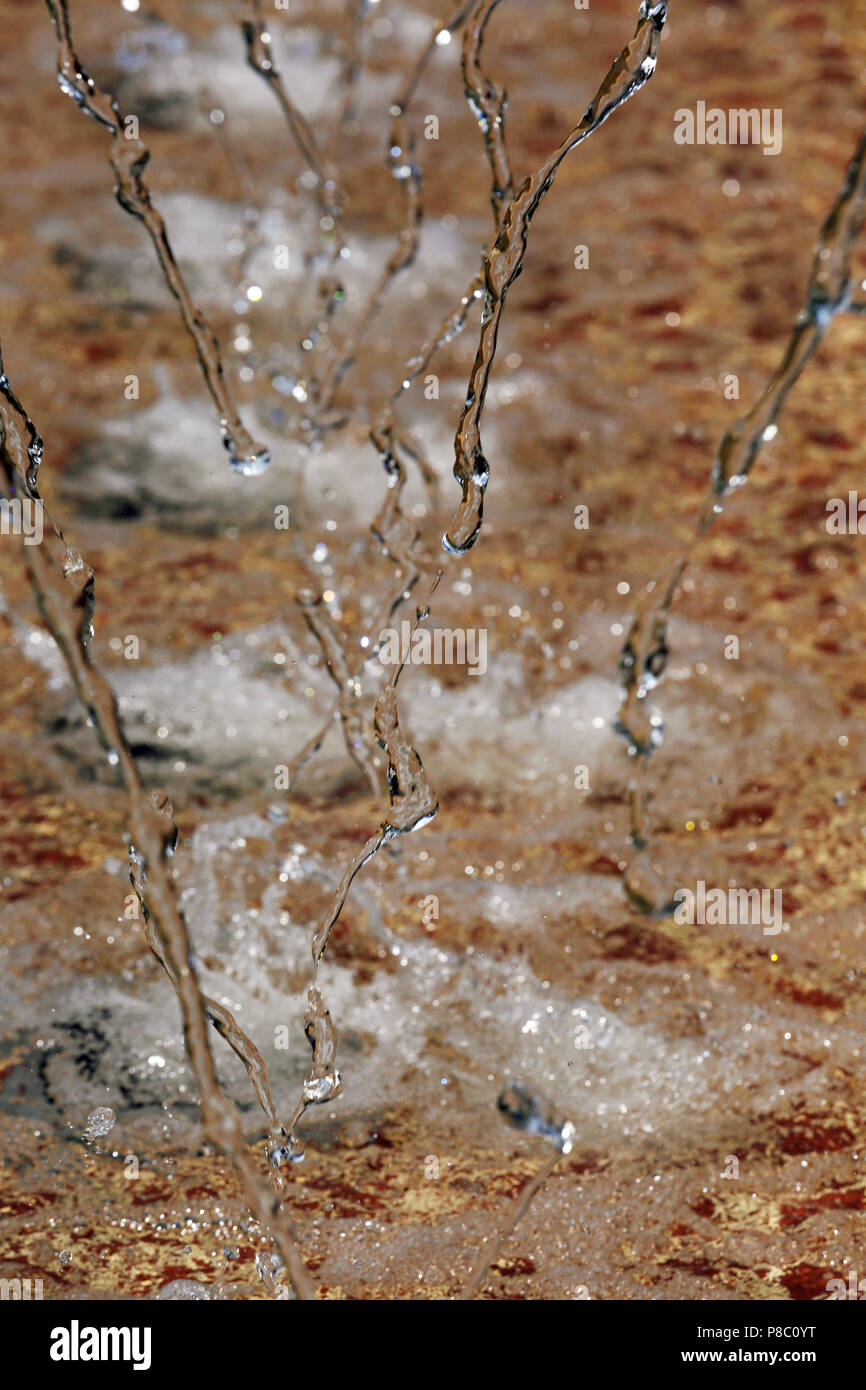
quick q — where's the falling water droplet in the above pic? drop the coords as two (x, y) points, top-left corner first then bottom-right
(84, 1106), (115, 1139)
(498, 1082), (575, 1154)
(227, 441), (272, 476)
(268, 1135), (305, 1169)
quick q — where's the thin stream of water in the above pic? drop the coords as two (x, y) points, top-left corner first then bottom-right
(262, 3), (671, 1296)
(616, 124), (866, 916)
(45, 0), (271, 475)
(445, 1), (668, 554)
(14, 0), (844, 1303)
(240, 0), (349, 371)
(0, 348), (313, 1299)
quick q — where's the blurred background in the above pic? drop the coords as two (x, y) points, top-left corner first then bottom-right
(1, 0), (865, 1300)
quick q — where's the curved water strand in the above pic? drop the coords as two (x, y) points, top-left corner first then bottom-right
(616, 125), (866, 915)
(306, 2), (477, 431)
(282, 596), (440, 1160)
(458, 1082), (573, 1300)
(44, 0), (270, 473)
(444, 1), (669, 554)
(0, 345), (313, 1298)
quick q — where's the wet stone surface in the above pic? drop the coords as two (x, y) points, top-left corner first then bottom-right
(0, 0), (865, 1299)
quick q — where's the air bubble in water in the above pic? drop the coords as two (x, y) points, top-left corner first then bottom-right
(156, 1279), (211, 1300)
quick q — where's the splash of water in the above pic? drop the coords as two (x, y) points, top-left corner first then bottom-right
(44, 0), (270, 474)
(0, 345), (312, 1300)
(444, 1), (668, 554)
(296, 589), (381, 793)
(297, 0), (514, 789)
(13, 0), (673, 1301)
(271, 5), (670, 1223)
(616, 125), (866, 915)
(127, 800), (294, 1186)
(368, 0), (512, 494)
(305, 2), (477, 435)
(497, 1080), (576, 1153)
(457, 1081), (572, 1300)
(239, 0), (348, 374)
(282, 598), (440, 1161)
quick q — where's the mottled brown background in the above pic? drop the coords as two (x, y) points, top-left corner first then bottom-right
(1, 0), (865, 1300)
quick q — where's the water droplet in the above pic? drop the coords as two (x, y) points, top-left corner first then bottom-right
(84, 1106), (115, 1139)
(228, 443), (271, 476)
